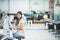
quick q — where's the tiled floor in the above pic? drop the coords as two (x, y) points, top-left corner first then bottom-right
(24, 24), (46, 30)
(22, 24), (60, 40)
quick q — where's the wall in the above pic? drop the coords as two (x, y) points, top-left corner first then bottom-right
(0, 0), (8, 12)
(0, 0), (49, 13)
(30, 0), (49, 13)
(54, 0), (60, 20)
(54, 0), (60, 14)
(10, 0), (29, 13)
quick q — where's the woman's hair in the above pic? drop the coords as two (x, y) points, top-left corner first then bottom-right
(17, 11), (22, 19)
(14, 11), (22, 26)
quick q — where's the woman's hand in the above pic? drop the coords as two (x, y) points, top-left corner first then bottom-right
(12, 26), (17, 30)
(16, 27), (19, 29)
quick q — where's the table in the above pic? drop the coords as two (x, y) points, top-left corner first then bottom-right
(44, 20), (60, 34)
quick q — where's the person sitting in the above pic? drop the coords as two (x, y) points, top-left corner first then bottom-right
(11, 11), (25, 40)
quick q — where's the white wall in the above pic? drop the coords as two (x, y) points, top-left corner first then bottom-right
(10, 0), (29, 13)
(10, 0), (49, 13)
(54, 0), (60, 14)
(30, 0), (49, 13)
(0, 0), (49, 13)
(0, 0), (8, 12)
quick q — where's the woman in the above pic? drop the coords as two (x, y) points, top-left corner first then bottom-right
(12, 11), (24, 40)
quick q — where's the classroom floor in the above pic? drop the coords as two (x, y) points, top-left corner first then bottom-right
(22, 24), (60, 40)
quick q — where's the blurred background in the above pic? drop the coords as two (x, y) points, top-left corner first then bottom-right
(0, 0), (60, 40)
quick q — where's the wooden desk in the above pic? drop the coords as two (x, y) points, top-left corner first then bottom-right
(33, 20), (44, 24)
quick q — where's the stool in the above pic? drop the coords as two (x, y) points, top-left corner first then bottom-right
(28, 20), (32, 24)
(28, 20), (32, 27)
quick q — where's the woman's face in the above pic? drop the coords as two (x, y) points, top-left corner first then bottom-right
(16, 13), (21, 18)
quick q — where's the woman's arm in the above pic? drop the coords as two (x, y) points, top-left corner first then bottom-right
(16, 19), (24, 33)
